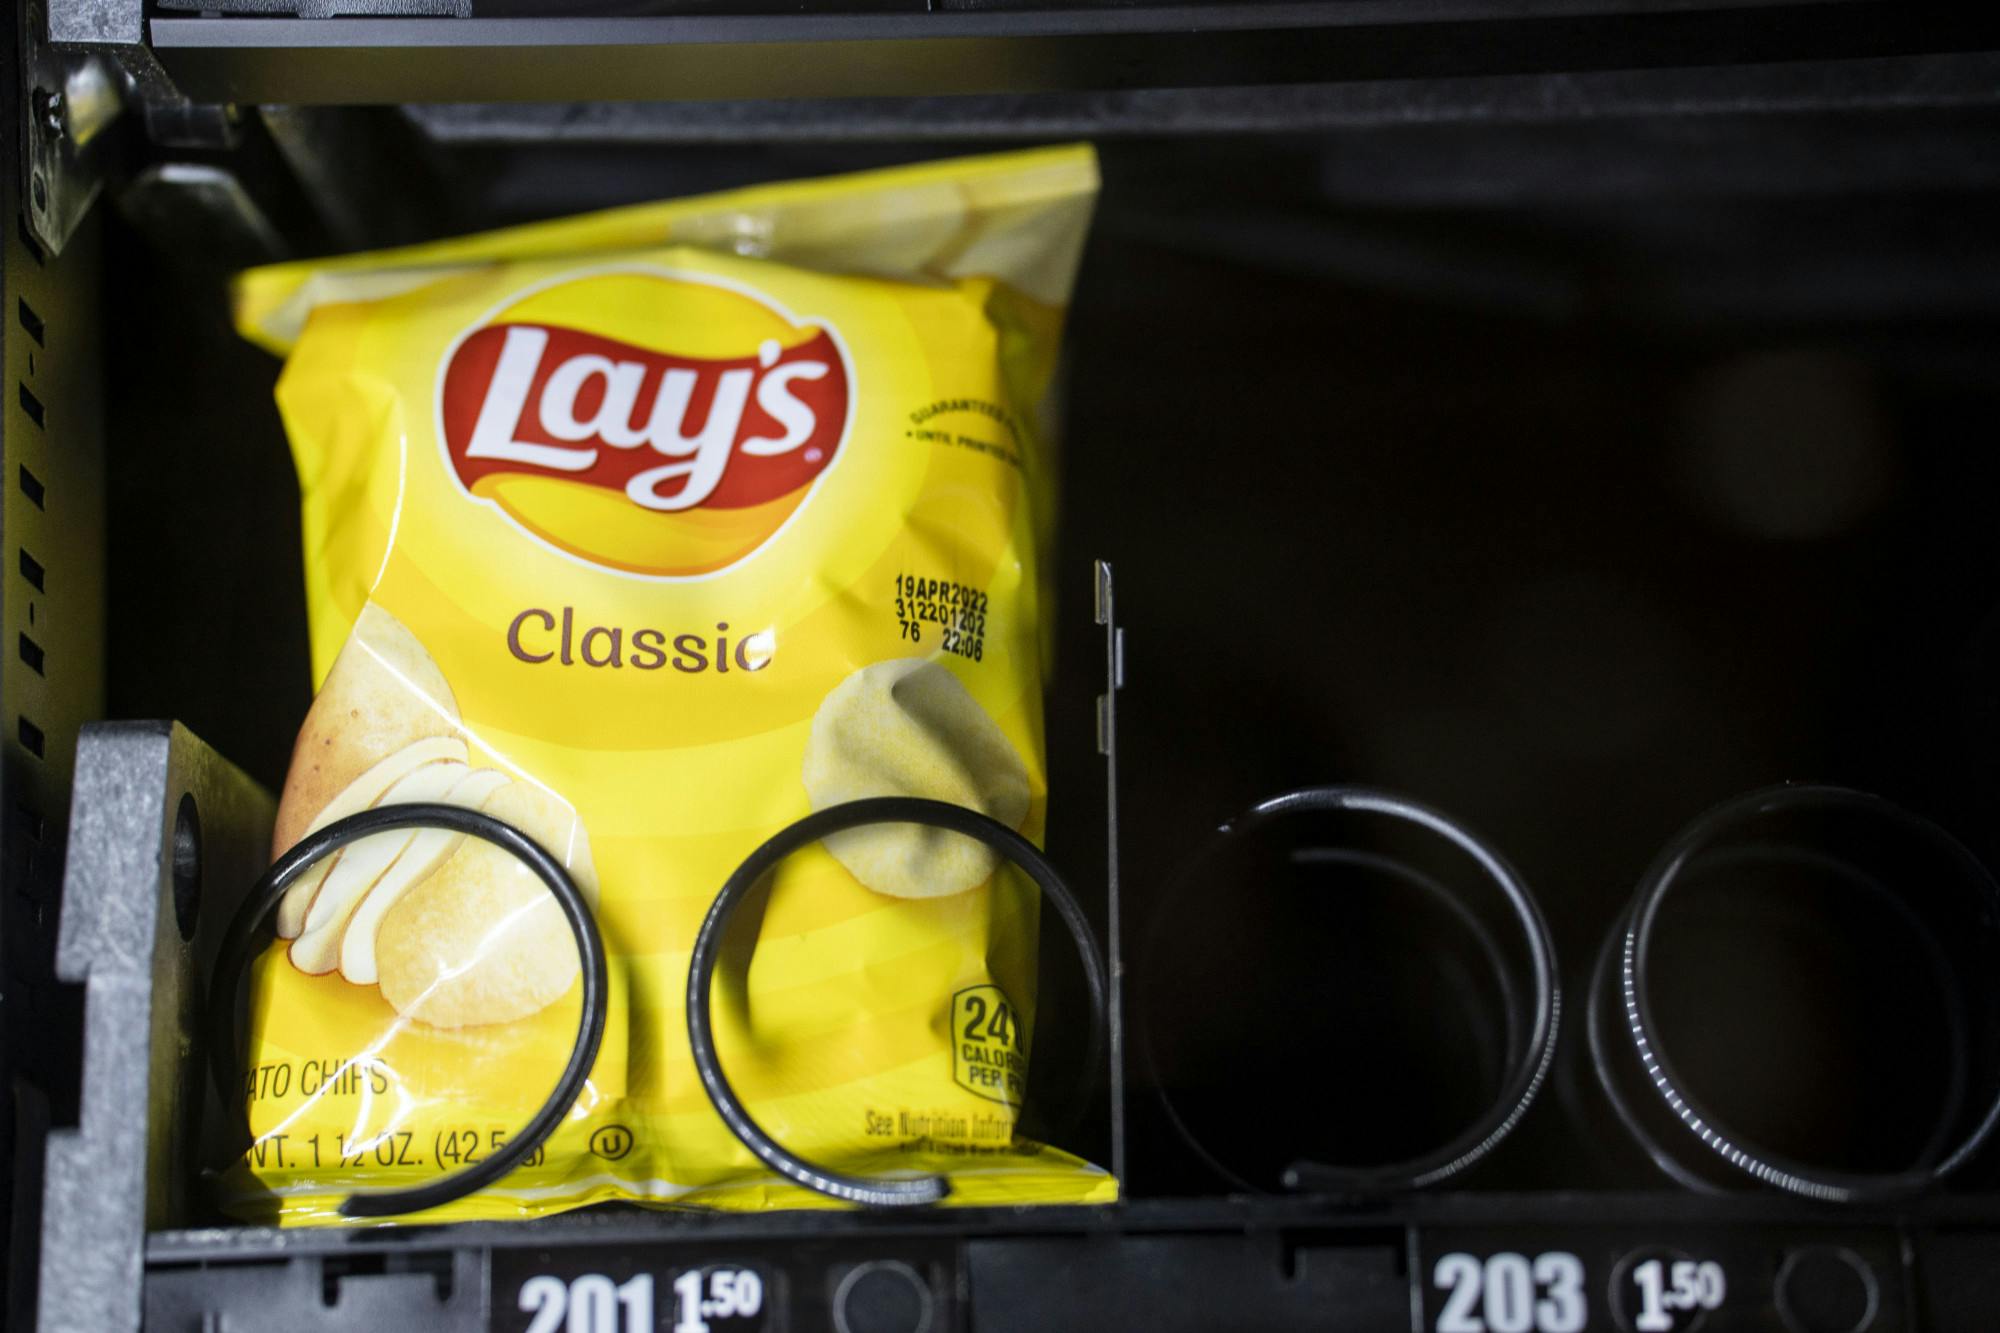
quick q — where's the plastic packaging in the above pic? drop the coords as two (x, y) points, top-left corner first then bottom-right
(227, 145), (1110, 1223)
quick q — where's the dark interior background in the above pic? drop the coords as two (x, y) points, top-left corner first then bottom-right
(100, 117), (2000, 1200)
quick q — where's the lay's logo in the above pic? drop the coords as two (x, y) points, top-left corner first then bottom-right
(438, 270), (852, 577)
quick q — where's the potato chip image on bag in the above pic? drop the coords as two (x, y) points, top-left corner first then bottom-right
(272, 604), (461, 855)
(804, 658), (1031, 898)
(229, 146), (1110, 1223)
(373, 780), (591, 1029)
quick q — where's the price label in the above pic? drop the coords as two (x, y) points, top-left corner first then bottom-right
(1422, 1227), (1900, 1333)
(501, 1263), (768, 1333)
(1612, 1249), (1726, 1333)
(669, 1268), (766, 1333)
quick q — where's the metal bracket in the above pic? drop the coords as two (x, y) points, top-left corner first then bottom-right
(1095, 558), (1128, 1185)
(21, 0), (124, 255)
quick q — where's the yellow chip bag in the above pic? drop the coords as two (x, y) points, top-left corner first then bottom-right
(226, 146), (1109, 1223)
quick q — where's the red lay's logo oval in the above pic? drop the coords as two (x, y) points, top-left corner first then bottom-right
(437, 269), (852, 577)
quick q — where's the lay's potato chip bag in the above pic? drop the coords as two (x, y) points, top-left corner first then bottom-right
(227, 146), (1110, 1223)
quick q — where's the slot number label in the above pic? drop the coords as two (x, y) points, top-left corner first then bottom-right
(516, 1267), (765, 1333)
(1432, 1252), (1587, 1333)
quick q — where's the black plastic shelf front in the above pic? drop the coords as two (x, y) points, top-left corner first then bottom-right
(138, 1193), (2000, 1331)
(136, 3), (2000, 106)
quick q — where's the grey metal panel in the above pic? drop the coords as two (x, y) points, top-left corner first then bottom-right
(47, 0), (141, 48)
(39, 723), (170, 1333)
(38, 723), (274, 1333)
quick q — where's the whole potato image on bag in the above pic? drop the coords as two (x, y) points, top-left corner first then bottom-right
(228, 146), (1109, 1223)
